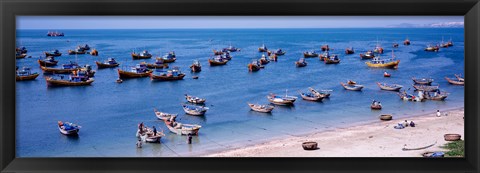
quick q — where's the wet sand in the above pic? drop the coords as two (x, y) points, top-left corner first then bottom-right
(206, 108), (464, 157)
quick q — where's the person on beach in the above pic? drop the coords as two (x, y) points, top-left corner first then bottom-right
(410, 121), (415, 127)
(436, 110), (441, 117)
(152, 126), (157, 136)
(136, 139), (142, 148)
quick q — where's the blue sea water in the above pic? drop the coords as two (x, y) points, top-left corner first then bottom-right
(15, 28), (464, 157)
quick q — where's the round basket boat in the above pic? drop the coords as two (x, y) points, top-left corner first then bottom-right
(379, 114), (392, 121)
(302, 142), (318, 150)
(444, 134), (461, 141)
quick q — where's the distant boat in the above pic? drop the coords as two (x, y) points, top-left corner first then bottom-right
(365, 52), (400, 68)
(340, 82), (364, 91)
(44, 49), (62, 57)
(319, 51), (330, 61)
(37, 56), (59, 67)
(412, 84), (439, 92)
(393, 43), (399, 48)
(259, 54), (270, 65)
(47, 31), (64, 37)
(295, 58), (307, 67)
(131, 50), (152, 60)
(150, 67), (185, 81)
(160, 51), (176, 63)
(321, 45), (329, 51)
(68, 47), (86, 55)
(190, 60), (202, 72)
(384, 71), (391, 77)
(16, 67), (39, 81)
(345, 47), (355, 54)
(303, 50), (318, 58)
(208, 56), (228, 66)
(95, 58), (120, 68)
(398, 90), (425, 102)
(163, 116), (201, 135)
(267, 90), (297, 105)
(324, 54), (340, 64)
(445, 76), (464, 85)
(404, 38), (411, 45)
(376, 82), (403, 91)
(16, 46), (28, 53)
(374, 43), (384, 54)
(182, 104), (208, 116)
(45, 70), (94, 87)
(248, 60), (261, 72)
(299, 92), (324, 101)
(41, 61), (80, 74)
(90, 49), (98, 56)
(268, 49), (286, 56)
(58, 121), (80, 136)
(268, 54), (278, 61)
(79, 44), (90, 50)
(223, 45), (240, 52)
(258, 44), (268, 52)
(117, 64), (152, 78)
(359, 50), (375, 59)
(145, 59), (169, 69)
(371, 101), (382, 110)
(185, 94), (206, 104)
(247, 103), (274, 113)
(15, 52), (27, 59)
(424, 44), (439, 52)
(412, 77), (434, 85)
(308, 87), (331, 98)
(153, 108), (177, 121)
(141, 126), (165, 143)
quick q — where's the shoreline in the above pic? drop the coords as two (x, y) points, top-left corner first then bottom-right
(204, 107), (464, 157)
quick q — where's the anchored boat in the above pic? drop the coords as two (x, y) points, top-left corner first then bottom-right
(38, 56), (59, 67)
(267, 90), (297, 105)
(359, 50), (375, 59)
(16, 67), (39, 81)
(163, 116), (201, 135)
(131, 50), (152, 60)
(153, 108), (177, 121)
(185, 94), (206, 104)
(45, 49), (62, 57)
(340, 82), (364, 91)
(117, 64), (152, 78)
(190, 60), (202, 72)
(324, 54), (340, 64)
(247, 103), (274, 113)
(150, 67), (185, 81)
(41, 61), (80, 74)
(295, 58), (307, 67)
(182, 104), (208, 116)
(58, 121), (80, 136)
(303, 50), (319, 58)
(95, 58), (120, 68)
(376, 82), (403, 91)
(412, 77), (434, 85)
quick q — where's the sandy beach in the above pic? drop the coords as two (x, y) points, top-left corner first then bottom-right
(206, 108), (464, 157)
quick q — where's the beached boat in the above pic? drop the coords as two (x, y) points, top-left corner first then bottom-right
(299, 92), (324, 101)
(68, 47), (86, 55)
(190, 60), (202, 72)
(412, 84), (439, 92)
(153, 108), (177, 120)
(247, 103), (274, 113)
(16, 46), (28, 53)
(303, 51), (319, 58)
(223, 45), (240, 52)
(248, 60), (261, 72)
(371, 101), (382, 110)
(319, 51), (330, 61)
(163, 116), (201, 135)
(185, 94), (206, 104)
(95, 58), (120, 68)
(376, 82), (403, 91)
(340, 82), (364, 91)
(267, 90), (297, 105)
(141, 127), (165, 143)
(131, 50), (152, 60)
(150, 67), (185, 81)
(393, 43), (399, 48)
(258, 44), (268, 52)
(47, 31), (64, 37)
(359, 50), (375, 59)
(308, 87), (331, 98)
(117, 64), (152, 78)
(90, 49), (98, 56)
(38, 56), (59, 67)
(58, 121), (80, 135)
(145, 59), (169, 69)
(295, 58), (307, 67)
(412, 77), (434, 85)
(45, 71), (94, 87)
(424, 90), (448, 101)
(208, 56), (229, 66)
(424, 45), (439, 52)
(268, 49), (286, 56)
(41, 61), (80, 74)
(324, 55), (340, 64)
(383, 71), (391, 77)
(259, 54), (270, 65)
(345, 47), (355, 54)
(44, 49), (62, 57)
(16, 52), (27, 59)
(398, 90), (425, 102)
(182, 104), (208, 116)
(404, 38), (411, 45)
(445, 76), (464, 85)
(16, 67), (39, 81)
(321, 45), (329, 51)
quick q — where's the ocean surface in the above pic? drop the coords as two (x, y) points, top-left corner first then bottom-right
(15, 28), (464, 157)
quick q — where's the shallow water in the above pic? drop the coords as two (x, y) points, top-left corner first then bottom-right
(16, 28), (464, 157)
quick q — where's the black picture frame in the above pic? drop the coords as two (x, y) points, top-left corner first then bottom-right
(1, 0), (479, 172)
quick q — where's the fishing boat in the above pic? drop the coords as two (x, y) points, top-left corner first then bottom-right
(247, 103), (274, 113)
(153, 108), (177, 120)
(182, 104), (208, 116)
(45, 70), (95, 87)
(185, 94), (206, 104)
(95, 58), (120, 68)
(44, 49), (62, 57)
(404, 38), (411, 45)
(213, 49), (225, 55)
(268, 49), (286, 56)
(269, 54), (278, 61)
(68, 47), (87, 55)
(267, 90), (297, 105)
(248, 60), (261, 72)
(371, 101), (382, 110)
(16, 46), (28, 53)
(16, 67), (39, 81)
(376, 82), (403, 91)
(208, 56), (228, 66)
(299, 92), (324, 101)
(90, 49), (98, 56)
(78, 65), (96, 77)
(41, 61), (80, 74)
(424, 90), (448, 101)
(345, 47), (355, 54)
(223, 45), (240, 52)
(258, 44), (268, 52)
(141, 126), (165, 143)
(117, 64), (152, 78)
(319, 51), (330, 61)
(58, 121), (80, 136)
(383, 71), (391, 77)
(159, 51), (176, 63)
(163, 116), (201, 135)
(398, 90), (425, 102)
(15, 52), (27, 59)
(308, 87), (332, 98)
(295, 58), (307, 67)
(454, 74), (464, 82)
(38, 56), (59, 67)
(374, 44), (384, 54)
(145, 59), (169, 69)
(412, 77), (434, 85)
(424, 45), (440, 52)
(445, 76), (464, 85)
(131, 50), (152, 60)
(340, 82), (364, 91)
(190, 60), (202, 72)
(324, 55), (340, 64)
(220, 52), (233, 60)
(347, 80), (357, 85)
(150, 67), (185, 81)
(412, 84), (439, 92)
(447, 39), (453, 46)
(79, 44), (90, 50)
(359, 50), (375, 59)
(365, 56), (400, 68)
(259, 54), (270, 65)
(47, 31), (64, 37)
(303, 51), (319, 58)
(321, 45), (329, 51)
(393, 43), (399, 48)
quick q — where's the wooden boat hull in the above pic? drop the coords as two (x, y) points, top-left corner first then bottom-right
(267, 96), (296, 105)
(295, 62), (307, 67)
(308, 87), (331, 98)
(366, 60), (400, 68)
(16, 54), (27, 59)
(325, 59), (340, 64)
(145, 136), (162, 143)
(384, 73), (391, 77)
(41, 66), (78, 74)
(248, 103), (274, 113)
(376, 82), (402, 91)
(131, 53), (152, 60)
(150, 73), (185, 81)
(182, 106), (207, 116)
(248, 64), (261, 71)
(45, 52), (62, 57)
(165, 121), (201, 135)
(68, 50), (86, 55)
(161, 58), (176, 63)
(412, 84), (438, 92)
(190, 65), (201, 72)
(95, 61), (119, 68)
(371, 105), (382, 110)
(359, 54), (375, 59)
(58, 127), (79, 136)
(300, 94), (323, 101)
(146, 63), (168, 69)
(425, 95), (448, 101)
(38, 59), (59, 67)
(46, 77), (94, 86)
(303, 53), (318, 58)
(341, 82), (363, 91)
(185, 95), (206, 104)
(154, 111), (176, 121)
(412, 78), (433, 85)
(117, 69), (152, 78)
(345, 49), (354, 54)
(445, 77), (464, 85)
(16, 73), (39, 81)
(258, 48), (268, 52)
(259, 59), (269, 65)
(209, 59), (228, 66)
